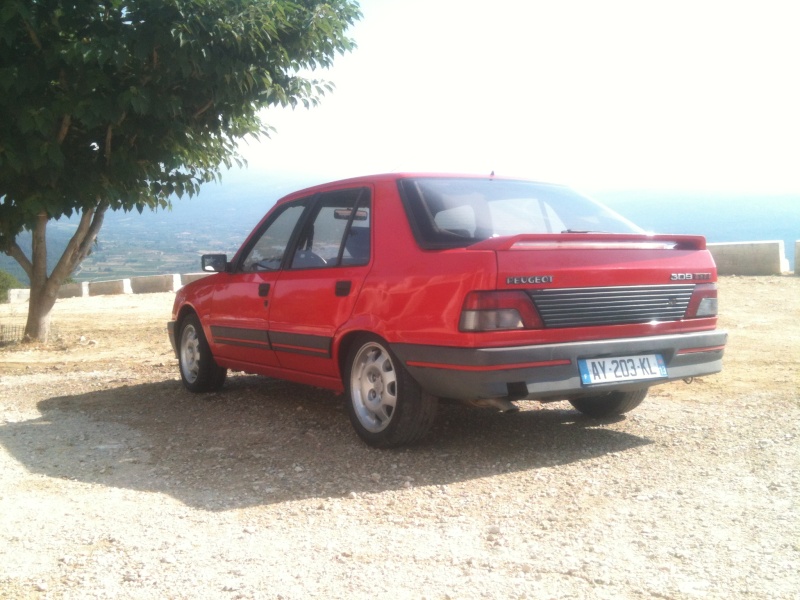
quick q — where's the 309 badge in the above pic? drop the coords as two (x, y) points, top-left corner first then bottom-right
(671, 273), (712, 281)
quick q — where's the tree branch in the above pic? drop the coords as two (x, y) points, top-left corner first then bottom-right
(193, 99), (214, 118)
(57, 114), (72, 144)
(105, 125), (113, 164)
(22, 19), (42, 51)
(49, 200), (109, 285)
(8, 241), (33, 280)
(78, 201), (109, 260)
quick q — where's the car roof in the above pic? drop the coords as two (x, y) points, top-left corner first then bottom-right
(275, 172), (559, 204)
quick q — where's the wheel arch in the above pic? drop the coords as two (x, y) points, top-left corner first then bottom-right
(333, 312), (393, 382)
(175, 303), (200, 329)
(335, 329), (379, 382)
(175, 303), (215, 351)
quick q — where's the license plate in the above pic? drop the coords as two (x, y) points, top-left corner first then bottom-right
(579, 354), (667, 385)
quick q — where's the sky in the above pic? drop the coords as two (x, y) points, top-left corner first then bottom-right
(238, 0), (800, 194)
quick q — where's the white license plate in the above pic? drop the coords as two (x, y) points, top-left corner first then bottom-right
(579, 354), (667, 386)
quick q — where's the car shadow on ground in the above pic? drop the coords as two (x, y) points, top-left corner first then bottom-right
(1, 374), (652, 510)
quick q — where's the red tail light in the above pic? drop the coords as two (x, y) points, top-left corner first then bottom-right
(459, 291), (544, 332)
(685, 283), (718, 318)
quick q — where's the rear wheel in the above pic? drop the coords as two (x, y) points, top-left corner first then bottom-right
(569, 388), (648, 418)
(345, 335), (437, 448)
(178, 313), (227, 392)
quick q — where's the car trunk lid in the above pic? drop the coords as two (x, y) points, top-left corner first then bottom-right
(468, 233), (716, 328)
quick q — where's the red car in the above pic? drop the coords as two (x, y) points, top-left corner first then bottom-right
(168, 173), (726, 447)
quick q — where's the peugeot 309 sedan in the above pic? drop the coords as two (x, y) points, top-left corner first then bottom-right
(168, 173), (727, 447)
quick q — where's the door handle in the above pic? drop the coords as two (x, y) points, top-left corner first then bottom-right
(258, 283), (271, 297)
(335, 281), (352, 297)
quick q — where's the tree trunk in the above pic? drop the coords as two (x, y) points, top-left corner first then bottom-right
(22, 212), (53, 341)
(9, 202), (109, 343)
(24, 277), (59, 342)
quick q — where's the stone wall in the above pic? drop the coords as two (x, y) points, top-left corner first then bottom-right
(7, 273), (212, 303)
(707, 241), (790, 276)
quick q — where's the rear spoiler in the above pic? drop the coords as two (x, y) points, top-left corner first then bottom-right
(467, 233), (707, 251)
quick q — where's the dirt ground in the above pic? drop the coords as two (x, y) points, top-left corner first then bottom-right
(0, 276), (798, 599)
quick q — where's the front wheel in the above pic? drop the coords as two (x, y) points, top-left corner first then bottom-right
(178, 313), (227, 393)
(345, 335), (437, 448)
(569, 388), (648, 418)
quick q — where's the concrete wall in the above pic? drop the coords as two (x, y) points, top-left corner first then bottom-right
(59, 282), (89, 299)
(181, 272), (213, 286)
(7, 289), (31, 303)
(707, 241), (789, 276)
(796, 241), (800, 273)
(88, 278), (132, 296)
(6, 272), (215, 302)
(129, 274), (182, 294)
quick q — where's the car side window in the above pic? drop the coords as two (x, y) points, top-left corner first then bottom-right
(289, 188), (371, 269)
(434, 204), (476, 237)
(241, 203), (307, 272)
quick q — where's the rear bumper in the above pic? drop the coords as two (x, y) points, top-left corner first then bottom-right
(391, 330), (727, 402)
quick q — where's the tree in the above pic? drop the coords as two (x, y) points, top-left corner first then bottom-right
(0, 0), (360, 341)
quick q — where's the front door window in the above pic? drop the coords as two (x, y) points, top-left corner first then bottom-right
(241, 203), (307, 272)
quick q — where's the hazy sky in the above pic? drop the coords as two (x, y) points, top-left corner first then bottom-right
(240, 0), (800, 193)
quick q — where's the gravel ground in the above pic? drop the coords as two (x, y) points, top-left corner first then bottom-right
(0, 276), (798, 599)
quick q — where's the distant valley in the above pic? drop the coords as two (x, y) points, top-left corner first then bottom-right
(0, 170), (314, 285)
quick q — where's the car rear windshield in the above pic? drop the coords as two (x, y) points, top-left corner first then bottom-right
(398, 177), (644, 249)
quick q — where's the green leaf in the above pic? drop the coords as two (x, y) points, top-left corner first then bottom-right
(0, 0), (361, 303)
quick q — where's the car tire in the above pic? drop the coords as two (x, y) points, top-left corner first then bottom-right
(345, 334), (437, 448)
(178, 313), (227, 393)
(568, 388), (648, 418)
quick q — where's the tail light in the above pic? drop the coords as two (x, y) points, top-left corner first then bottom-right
(459, 291), (544, 332)
(685, 283), (718, 318)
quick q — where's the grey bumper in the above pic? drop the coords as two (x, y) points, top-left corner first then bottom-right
(392, 330), (727, 402)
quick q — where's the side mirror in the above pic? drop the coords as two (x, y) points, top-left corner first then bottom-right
(201, 254), (228, 273)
